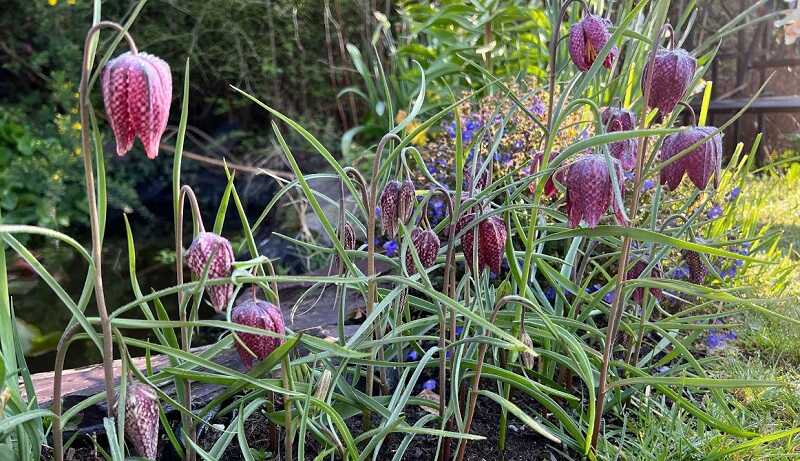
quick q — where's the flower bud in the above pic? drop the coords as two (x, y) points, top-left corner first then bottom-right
(405, 228), (440, 274)
(380, 180), (401, 238)
(398, 179), (416, 224)
(602, 107), (638, 171)
(456, 213), (507, 275)
(101, 52), (172, 159)
(569, 14), (618, 71)
(185, 232), (235, 313)
(231, 294), (286, 369)
(122, 382), (159, 460)
(681, 250), (707, 284)
(564, 153), (627, 228)
(642, 47), (696, 118)
(659, 127), (723, 191)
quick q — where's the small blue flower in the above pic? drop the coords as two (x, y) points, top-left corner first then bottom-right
(728, 187), (741, 201)
(724, 331), (737, 341)
(706, 333), (722, 349)
(674, 265), (689, 279)
(445, 350), (452, 358)
(455, 326), (464, 336)
(544, 287), (556, 302)
(642, 179), (655, 191)
(657, 366), (670, 374)
(624, 172), (635, 182)
(375, 206), (382, 219)
(707, 204), (723, 219)
(734, 259), (743, 267)
(407, 350), (418, 361)
(603, 291), (615, 303)
(383, 240), (398, 257)
(427, 164), (437, 174)
(422, 379), (437, 391)
(530, 97), (545, 117)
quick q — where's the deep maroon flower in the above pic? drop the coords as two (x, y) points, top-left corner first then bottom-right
(464, 165), (490, 192)
(529, 150), (561, 197)
(101, 52), (172, 159)
(380, 180), (401, 238)
(681, 250), (707, 284)
(456, 213), (507, 274)
(602, 107), (638, 171)
(343, 222), (355, 250)
(626, 260), (663, 304)
(185, 232), (235, 313)
(406, 228), (440, 274)
(563, 153), (626, 228)
(122, 382), (159, 460)
(659, 127), (722, 191)
(569, 14), (618, 71)
(398, 179), (416, 224)
(642, 47), (696, 118)
(231, 294), (286, 369)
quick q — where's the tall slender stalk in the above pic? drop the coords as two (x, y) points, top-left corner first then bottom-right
(78, 20), (138, 419)
(363, 133), (400, 429)
(52, 324), (86, 461)
(590, 23), (673, 452)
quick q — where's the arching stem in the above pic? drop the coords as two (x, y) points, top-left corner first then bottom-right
(52, 324), (87, 461)
(78, 19), (138, 423)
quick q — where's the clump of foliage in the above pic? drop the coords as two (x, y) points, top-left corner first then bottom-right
(1, 1), (798, 461)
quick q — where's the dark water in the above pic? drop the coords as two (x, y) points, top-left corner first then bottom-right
(8, 233), (181, 374)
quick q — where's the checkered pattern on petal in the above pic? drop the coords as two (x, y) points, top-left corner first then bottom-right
(626, 260), (664, 305)
(185, 232), (235, 313)
(478, 216), (507, 274)
(380, 180), (401, 238)
(644, 48), (696, 118)
(569, 15), (617, 72)
(232, 296), (286, 369)
(564, 154), (616, 228)
(682, 250), (708, 284)
(406, 228), (440, 274)
(123, 382), (159, 460)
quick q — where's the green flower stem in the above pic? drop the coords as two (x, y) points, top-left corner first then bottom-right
(52, 324), (88, 461)
(78, 19), (138, 423)
(590, 22), (674, 453)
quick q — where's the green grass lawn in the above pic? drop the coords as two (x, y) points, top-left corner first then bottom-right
(620, 165), (800, 460)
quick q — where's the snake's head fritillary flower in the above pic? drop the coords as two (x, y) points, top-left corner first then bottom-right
(659, 127), (722, 191)
(122, 382), (159, 460)
(601, 107), (638, 171)
(569, 14), (618, 71)
(380, 180), (401, 238)
(464, 165), (490, 192)
(530, 150), (561, 197)
(398, 179), (416, 224)
(681, 250), (708, 284)
(642, 47), (696, 118)
(231, 294), (286, 369)
(456, 213), (507, 275)
(185, 232), (235, 313)
(101, 52), (172, 159)
(405, 228), (440, 274)
(626, 260), (664, 305)
(564, 153), (627, 228)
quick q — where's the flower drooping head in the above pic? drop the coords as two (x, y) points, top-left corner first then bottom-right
(121, 381), (159, 460)
(380, 180), (401, 238)
(456, 213), (507, 275)
(405, 228), (440, 274)
(641, 47), (696, 118)
(601, 107), (638, 171)
(529, 150), (561, 197)
(101, 52), (172, 159)
(185, 232), (235, 313)
(681, 249), (708, 284)
(569, 14), (618, 71)
(659, 127), (723, 191)
(563, 153), (627, 228)
(231, 293), (286, 369)
(626, 260), (664, 304)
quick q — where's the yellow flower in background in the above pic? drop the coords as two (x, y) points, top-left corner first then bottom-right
(48, 0), (58, 5)
(395, 110), (428, 147)
(71, 122), (81, 131)
(67, 0), (76, 4)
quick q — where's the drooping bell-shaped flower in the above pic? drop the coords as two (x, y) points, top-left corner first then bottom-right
(464, 165), (490, 192)
(380, 180), (401, 238)
(406, 228), (440, 274)
(659, 127), (722, 191)
(231, 294), (286, 369)
(626, 260), (664, 304)
(342, 222), (355, 250)
(642, 47), (696, 118)
(569, 14), (618, 71)
(456, 213), (507, 275)
(601, 107), (638, 171)
(529, 150), (561, 197)
(681, 249), (708, 284)
(185, 232), (235, 313)
(398, 179), (416, 224)
(122, 381), (159, 460)
(101, 52), (172, 159)
(563, 153), (627, 228)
